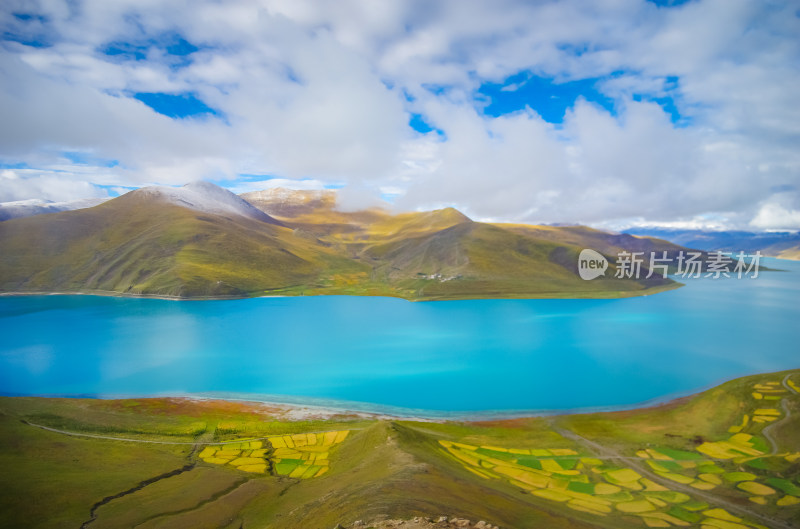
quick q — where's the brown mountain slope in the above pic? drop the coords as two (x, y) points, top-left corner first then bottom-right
(0, 184), (685, 299)
(360, 222), (673, 299)
(0, 187), (367, 297)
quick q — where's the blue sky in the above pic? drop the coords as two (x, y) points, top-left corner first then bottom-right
(133, 92), (220, 119)
(478, 73), (616, 123)
(1, 0), (799, 230)
(129, 62), (682, 129)
(475, 72), (686, 126)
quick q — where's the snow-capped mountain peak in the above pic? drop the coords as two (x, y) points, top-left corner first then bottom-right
(135, 181), (282, 224)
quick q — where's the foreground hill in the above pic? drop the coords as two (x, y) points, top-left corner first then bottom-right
(0, 369), (798, 528)
(0, 183), (684, 299)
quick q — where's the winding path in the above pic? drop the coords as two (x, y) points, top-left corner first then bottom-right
(21, 420), (240, 445)
(21, 420), (359, 445)
(761, 373), (796, 455)
(784, 374), (799, 396)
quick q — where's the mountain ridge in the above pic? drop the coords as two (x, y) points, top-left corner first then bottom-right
(0, 182), (686, 300)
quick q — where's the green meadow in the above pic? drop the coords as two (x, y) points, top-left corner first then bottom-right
(0, 370), (798, 529)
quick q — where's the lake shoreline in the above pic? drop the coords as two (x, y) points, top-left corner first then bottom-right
(0, 391), (692, 423)
(0, 372), (763, 423)
(0, 281), (683, 302)
(9, 365), (800, 423)
(8, 366), (799, 423)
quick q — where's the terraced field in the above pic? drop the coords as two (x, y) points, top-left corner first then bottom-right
(198, 430), (350, 478)
(439, 440), (771, 528)
(639, 376), (800, 511)
(269, 430), (349, 478)
(439, 372), (800, 529)
(199, 440), (270, 473)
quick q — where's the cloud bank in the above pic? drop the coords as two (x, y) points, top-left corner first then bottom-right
(1, 0), (799, 230)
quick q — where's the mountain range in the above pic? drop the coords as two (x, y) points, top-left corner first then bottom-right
(0, 182), (686, 299)
(624, 227), (800, 261)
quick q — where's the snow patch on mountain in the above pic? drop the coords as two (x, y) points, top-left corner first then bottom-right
(0, 197), (109, 221)
(137, 181), (282, 224)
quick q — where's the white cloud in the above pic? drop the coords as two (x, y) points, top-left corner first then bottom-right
(335, 184), (387, 212)
(595, 214), (737, 233)
(0, 0), (798, 230)
(0, 169), (108, 202)
(751, 202), (800, 231)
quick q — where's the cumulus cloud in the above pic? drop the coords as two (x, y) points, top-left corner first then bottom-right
(0, 168), (108, 202)
(751, 206), (800, 231)
(0, 0), (798, 229)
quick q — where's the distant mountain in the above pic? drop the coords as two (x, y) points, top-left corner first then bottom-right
(0, 183), (688, 299)
(241, 188), (338, 219)
(0, 197), (109, 221)
(624, 228), (800, 260)
(241, 188), (387, 237)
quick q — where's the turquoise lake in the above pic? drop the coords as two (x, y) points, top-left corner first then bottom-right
(1, 259), (798, 418)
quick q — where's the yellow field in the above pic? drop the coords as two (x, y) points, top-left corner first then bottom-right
(728, 415), (749, 434)
(438, 439), (773, 528)
(269, 430), (349, 479)
(199, 442), (269, 474)
(736, 482), (775, 496)
(777, 496), (800, 506)
(198, 430), (350, 479)
(696, 433), (764, 459)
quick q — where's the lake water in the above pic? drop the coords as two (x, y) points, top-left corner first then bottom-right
(1, 259), (799, 418)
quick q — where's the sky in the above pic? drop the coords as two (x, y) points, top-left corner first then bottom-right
(1, 0), (799, 231)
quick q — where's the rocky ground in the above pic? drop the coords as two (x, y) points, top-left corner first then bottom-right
(337, 516), (501, 529)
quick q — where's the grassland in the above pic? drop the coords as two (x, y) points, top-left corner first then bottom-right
(0, 369), (798, 528)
